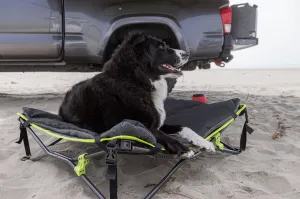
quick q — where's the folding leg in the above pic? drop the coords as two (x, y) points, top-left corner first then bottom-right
(144, 159), (186, 199)
(16, 123), (32, 161)
(47, 138), (63, 147)
(16, 122), (106, 199)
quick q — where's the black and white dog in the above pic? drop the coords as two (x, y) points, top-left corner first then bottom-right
(59, 32), (215, 157)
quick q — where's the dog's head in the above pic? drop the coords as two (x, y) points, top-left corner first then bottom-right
(106, 31), (190, 80)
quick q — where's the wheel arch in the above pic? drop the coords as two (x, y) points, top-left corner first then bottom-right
(101, 16), (188, 64)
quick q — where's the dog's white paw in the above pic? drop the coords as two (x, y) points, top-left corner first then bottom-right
(178, 127), (216, 153)
(196, 140), (216, 153)
(181, 150), (195, 159)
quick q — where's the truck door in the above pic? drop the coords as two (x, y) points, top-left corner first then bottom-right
(0, 0), (63, 62)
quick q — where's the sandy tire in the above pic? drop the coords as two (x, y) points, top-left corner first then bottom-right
(200, 63), (211, 70)
(166, 78), (177, 94)
(181, 61), (198, 71)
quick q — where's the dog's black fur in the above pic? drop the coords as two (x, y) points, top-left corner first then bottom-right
(59, 32), (190, 154)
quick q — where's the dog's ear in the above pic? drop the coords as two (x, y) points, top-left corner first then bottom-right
(125, 31), (146, 46)
(132, 35), (146, 46)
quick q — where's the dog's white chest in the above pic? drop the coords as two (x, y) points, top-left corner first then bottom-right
(151, 77), (168, 128)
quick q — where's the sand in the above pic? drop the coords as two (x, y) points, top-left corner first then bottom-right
(0, 69), (300, 199)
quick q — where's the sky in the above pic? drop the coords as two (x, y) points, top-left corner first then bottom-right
(215, 0), (300, 69)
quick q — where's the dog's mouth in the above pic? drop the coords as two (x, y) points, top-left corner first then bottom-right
(158, 64), (182, 73)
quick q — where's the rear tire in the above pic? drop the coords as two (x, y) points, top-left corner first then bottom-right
(200, 63), (211, 69)
(166, 78), (177, 94)
(181, 60), (211, 71)
(182, 61), (198, 71)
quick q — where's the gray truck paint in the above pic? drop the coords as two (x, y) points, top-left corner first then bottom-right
(0, 0), (256, 66)
(0, 0), (62, 61)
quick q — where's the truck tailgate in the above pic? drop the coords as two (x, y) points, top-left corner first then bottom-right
(231, 3), (258, 50)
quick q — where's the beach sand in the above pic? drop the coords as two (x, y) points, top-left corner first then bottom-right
(0, 69), (300, 199)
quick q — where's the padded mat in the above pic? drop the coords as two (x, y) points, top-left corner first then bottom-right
(21, 98), (241, 141)
(165, 98), (240, 137)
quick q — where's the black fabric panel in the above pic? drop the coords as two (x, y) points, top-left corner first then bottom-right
(164, 98), (240, 137)
(22, 107), (97, 138)
(100, 119), (157, 144)
(23, 107), (62, 121)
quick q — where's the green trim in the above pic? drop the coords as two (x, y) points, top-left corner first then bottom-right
(236, 104), (247, 116)
(205, 118), (234, 141)
(213, 133), (224, 150)
(74, 153), (89, 176)
(17, 113), (96, 143)
(205, 104), (247, 149)
(100, 136), (157, 149)
(17, 113), (160, 149)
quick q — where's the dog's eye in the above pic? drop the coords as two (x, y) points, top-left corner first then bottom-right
(158, 45), (164, 49)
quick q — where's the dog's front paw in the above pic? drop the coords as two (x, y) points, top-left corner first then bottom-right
(178, 127), (216, 153)
(197, 140), (216, 153)
(180, 150), (195, 159)
(158, 136), (188, 155)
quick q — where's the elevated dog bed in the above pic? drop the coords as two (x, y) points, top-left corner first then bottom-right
(16, 98), (253, 199)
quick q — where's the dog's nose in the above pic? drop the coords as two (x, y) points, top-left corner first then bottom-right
(180, 52), (190, 59)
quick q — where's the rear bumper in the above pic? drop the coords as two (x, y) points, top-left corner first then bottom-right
(224, 34), (258, 51)
(232, 37), (259, 51)
(218, 34), (258, 64)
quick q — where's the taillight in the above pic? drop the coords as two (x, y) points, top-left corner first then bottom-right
(220, 6), (232, 34)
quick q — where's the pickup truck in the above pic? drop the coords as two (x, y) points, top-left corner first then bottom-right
(0, 0), (258, 92)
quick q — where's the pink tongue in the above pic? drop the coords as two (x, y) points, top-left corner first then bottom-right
(166, 64), (175, 70)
